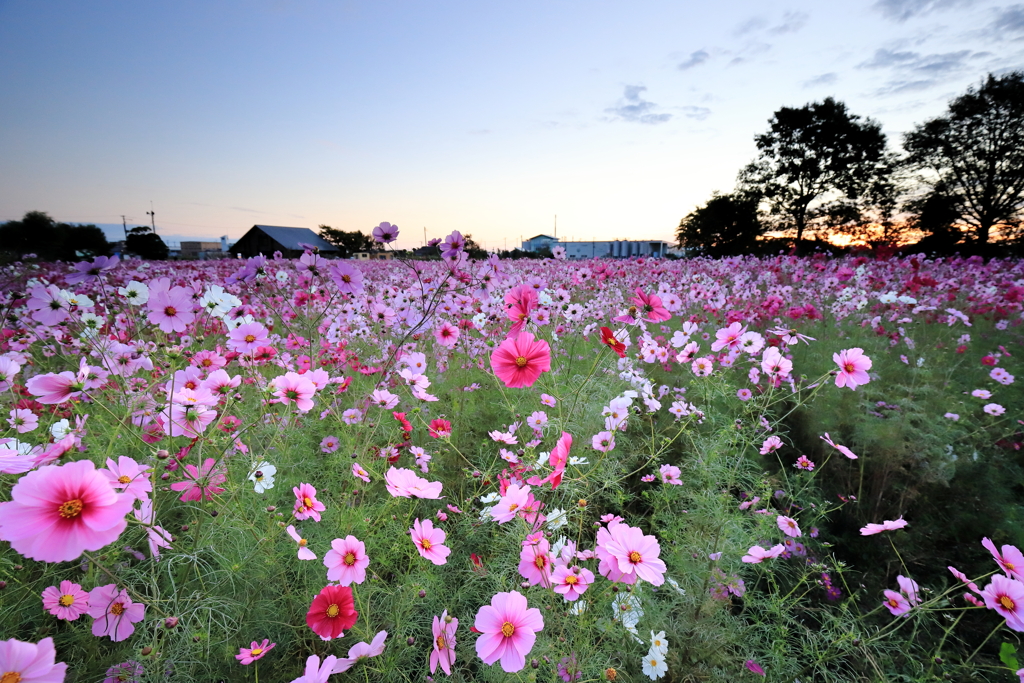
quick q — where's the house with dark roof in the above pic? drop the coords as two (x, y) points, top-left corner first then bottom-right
(230, 225), (340, 259)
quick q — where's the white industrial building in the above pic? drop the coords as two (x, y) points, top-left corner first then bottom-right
(520, 234), (670, 259)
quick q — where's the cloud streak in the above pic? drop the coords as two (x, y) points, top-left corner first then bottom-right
(604, 85), (672, 124)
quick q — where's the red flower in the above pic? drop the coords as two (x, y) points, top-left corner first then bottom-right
(306, 584), (358, 640)
(981, 355), (997, 366)
(600, 327), (626, 358)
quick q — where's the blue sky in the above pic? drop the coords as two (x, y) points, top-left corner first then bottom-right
(2, 0), (1022, 249)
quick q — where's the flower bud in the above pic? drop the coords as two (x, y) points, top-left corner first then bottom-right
(418, 590), (426, 598)
(164, 617), (179, 629)
(141, 646), (153, 656)
(531, 659), (539, 669)
(407, 636), (416, 646)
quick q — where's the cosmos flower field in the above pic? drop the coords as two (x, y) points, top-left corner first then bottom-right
(0, 234), (1023, 682)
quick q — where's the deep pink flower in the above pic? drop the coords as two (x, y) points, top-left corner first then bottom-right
(474, 590), (544, 673)
(88, 584), (146, 641)
(0, 637), (67, 682)
(528, 432), (571, 490)
(518, 537), (553, 587)
(236, 639), (275, 665)
(169, 458), (227, 502)
(293, 483), (326, 521)
(0, 460), (134, 563)
(41, 580), (90, 620)
(833, 347), (872, 390)
(981, 574), (1024, 631)
(629, 287), (672, 323)
(429, 419), (452, 439)
(599, 522), (666, 586)
(411, 518), (450, 565)
(982, 537), (1024, 581)
(490, 331), (551, 389)
(434, 321), (460, 348)
(306, 585), (358, 640)
(745, 660), (765, 676)
(430, 610), (458, 675)
(324, 535), (369, 585)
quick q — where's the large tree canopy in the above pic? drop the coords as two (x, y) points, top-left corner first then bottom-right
(318, 226), (376, 258)
(676, 192), (764, 256)
(0, 211), (110, 261)
(903, 71), (1024, 244)
(739, 97), (891, 243)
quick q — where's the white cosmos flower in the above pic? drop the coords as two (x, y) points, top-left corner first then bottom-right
(642, 648), (667, 680)
(248, 461), (277, 493)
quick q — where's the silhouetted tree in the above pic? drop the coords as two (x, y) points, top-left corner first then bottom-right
(677, 192), (765, 256)
(463, 234), (488, 259)
(903, 72), (1024, 244)
(126, 226), (168, 260)
(739, 97), (891, 243)
(318, 226), (376, 258)
(0, 211), (110, 261)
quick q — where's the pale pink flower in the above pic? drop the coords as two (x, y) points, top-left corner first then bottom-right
(860, 517), (908, 536)
(552, 564), (595, 601)
(351, 462), (371, 483)
(434, 321), (460, 348)
(599, 522), (667, 586)
(286, 525), (317, 561)
(271, 372), (317, 412)
(982, 537), (1024, 582)
(88, 584), (145, 641)
(490, 483), (531, 524)
(228, 322), (269, 354)
(384, 466), (442, 498)
(291, 654), (338, 683)
(820, 433), (858, 459)
(777, 515), (802, 538)
(474, 590), (544, 672)
(540, 394), (557, 407)
(8, 408), (38, 434)
(592, 431), (616, 452)
(41, 580), (90, 620)
(742, 544), (785, 563)
(518, 537), (554, 587)
(759, 436), (782, 455)
(0, 637), (67, 682)
(984, 403), (1006, 416)
(25, 371), (84, 405)
(101, 456), (152, 501)
(659, 464), (682, 485)
(147, 286), (195, 333)
(833, 347), (872, 389)
(430, 610), (458, 675)
(370, 388), (400, 409)
(324, 535), (369, 585)
(331, 630), (388, 673)
(411, 518), (451, 565)
(0, 460), (134, 563)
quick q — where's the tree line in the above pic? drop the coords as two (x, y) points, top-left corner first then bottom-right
(678, 71), (1024, 256)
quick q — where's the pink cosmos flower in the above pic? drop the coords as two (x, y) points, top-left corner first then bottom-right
(859, 517), (908, 536)
(26, 371), (84, 405)
(794, 455), (815, 471)
(474, 590), (544, 672)
(411, 518), (451, 565)
(236, 639), (275, 665)
(0, 460), (134, 563)
(169, 458), (227, 502)
(981, 574), (1024, 631)
(324, 535), (369, 585)
(759, 436), (782, 455)
(385, 466), (443, 498)
(833, 348), (872, 390)
(0, 357), (21, 391)
(434, 321), (460, 348)
(0, 637), (68, 682)
(518, 537), (554, 587)
(8, 408), (38, 434)
(351, 462), (371, 483)
(659, 464), (682, 484)
(371, 221), (399, 243)
(330, 630), (388, 673)
(629, 288), (672, 323)
(592, 431), (616, 452)
(287, 525), (317, 561)
(490, 331), (551, 389)
(430, 610), (458, 675)
(328, 261), (364, 294)
(490, 483), (531, 524)
(88, 584), (145, 641)
(101, 456), (152, 502)
(147, 286), (195, 333)
(777, 515), (802, 538)
(429, 419), (452, 439)
(984, 403), (1006, 416)
(982, 537), (1024, 581)
(711, 322), (747, 353)
(292, 654), (339, 683)
(306, 585), (358, 641)
(595, 523), (637, 585)
(293, 483), (326, 521)
(271, 372), (317, 412)
(742, 544), (785, 563)
(540, 394), (557, 407)
(369, 388), (400, 409)
(599, 522), (667, 586)
(552, 564), (595, 601)
(528, 432), (571, 490)
(820, 433), (858, 459)
(41, 580), (90, 620)
(228, 322), (269, 354)
(132, 498), (173, 558)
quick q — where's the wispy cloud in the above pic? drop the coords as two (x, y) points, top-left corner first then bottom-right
(679, 106), (712, 120)
(604, 85), (672, 124)
(678, 49), (710, 70)
(872, 0), (972, 22)
(990, 4), (1024, 37)
(803, 72), (838, 87)
(858, 47), (980, 94)
(768, 11), (809, 35)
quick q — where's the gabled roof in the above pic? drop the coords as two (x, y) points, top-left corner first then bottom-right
(250, 225), (339, 252)
(527, 234), (557, 241)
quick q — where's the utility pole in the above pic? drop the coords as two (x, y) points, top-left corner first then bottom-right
(423, 226), (426, 246)
(146, 202), (156, 234)
(554, 215), (557, 239)
(121, 215), (128, 239)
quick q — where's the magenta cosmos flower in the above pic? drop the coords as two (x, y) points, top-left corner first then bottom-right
(411, 518), (451, 565)
(88, 584), (146, 642)
(324, 535), (369, 585)
(0, 460), (134, 563)
(833, 348), (872, 390)
(430, 610), (458, 675)
(0, 637), (68, 682)
(598, 522), (667, 586)
(41, 580), (90, 620)
(490, 331), (551, 389)
(474, 590), (544, 673)
(169, 458), (227, 502)
(372, 221), (399, 243)
(552, 564), (595, 601)
(981, 574), (1024, 631)
(983, 537), (1024, 581)
(306, 584), (358, 640)
(236, 639), (275, 665)
(528, 432), (571, 490)
(293, 483), (326, 522)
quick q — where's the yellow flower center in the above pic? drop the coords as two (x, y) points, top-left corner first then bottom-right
(304, 497), (313, 509)
(58, 498), (84, 519)
(501, 622), (515, 638)
(844, 363), (856, 373)
(164, 306), (177, 316)
(1000, 595), (1015, 611)
(436, 635), (446, 650)
(534, 555), (547, 569)
(628, 550), (642, 564)
(515, 356), (528, 368)
(118, 475), (131, 484)
(110, 602), (125, 616)
(1, 672), (23, 683)
(564, 575), (578, 585)
(245, 334), (256, 343)
(58, 594), (75, 607)
(421, 538), (433, 550)
(344, 552), (357, 566)
(250, 647), (263, 656)
(298, 539), (307, 547)
(326, 604), (340, 618)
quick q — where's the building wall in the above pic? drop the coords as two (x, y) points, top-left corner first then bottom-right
(558, 240), (669, 259)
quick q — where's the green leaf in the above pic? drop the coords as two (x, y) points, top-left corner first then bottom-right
(999, 642), (1020, 670)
